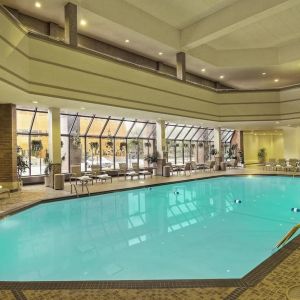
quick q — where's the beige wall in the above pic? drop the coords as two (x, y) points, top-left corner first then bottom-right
(243, 131), (284, 164)
(283, 127), (300, 159)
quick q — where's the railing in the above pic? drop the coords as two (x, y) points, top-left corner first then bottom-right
(276, 224), (300, 248)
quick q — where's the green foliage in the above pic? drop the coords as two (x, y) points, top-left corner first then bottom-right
(258, 148), (267, 162)
(43, 150), (52, 175)
(31, 140), (43, 157)
(144, 151), (159, 164)
(17, 146), (29, 178)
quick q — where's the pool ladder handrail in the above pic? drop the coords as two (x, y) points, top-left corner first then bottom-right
(70, 182), (90, 197)
(70, 183), (79, 197)
(276, 223), (300, 248)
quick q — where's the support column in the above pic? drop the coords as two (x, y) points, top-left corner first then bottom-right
(176, 52), (186, 81)
(64, 2), (77, 46)
(156, 120), (166, 175)
(48, 108), (61, 188)
(0, 104), (18, 190)
(214, 127), (222, 170)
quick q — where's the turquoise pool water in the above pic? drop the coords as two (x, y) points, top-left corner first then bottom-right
(0, 176), (299, 281)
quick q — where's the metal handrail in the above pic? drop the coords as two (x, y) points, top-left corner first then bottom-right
(70, 183), (79, 197)
(276, 223), (300, 248)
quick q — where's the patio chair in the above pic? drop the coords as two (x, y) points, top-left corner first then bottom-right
(285, 159), (299, 172)
(204, 160), (215, 172)
(118, 163), (128, 179)
(275, 159), (287, 171)
(177, 162), (192, 176)
(132, 163), (152, 179)
(264, 158), (276, 171)
(70, 165), (82, 184)
(0, 187), (10, 198)
(191, 161), (198, 172)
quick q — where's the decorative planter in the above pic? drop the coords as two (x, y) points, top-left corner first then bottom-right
(44, 175), (51, 187)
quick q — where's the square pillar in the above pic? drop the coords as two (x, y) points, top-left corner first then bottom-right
(64, 2), (77, 46)
(48, 108), (62, 188)
(176, 52), (186, 81)
(0, 104), (18, 190)
(156, 120), (166, 175)
(214, 127), (223, 169)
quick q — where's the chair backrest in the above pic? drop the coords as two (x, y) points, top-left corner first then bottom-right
(289, 159), (298, 166)
(184, 162), (191, 171)
(278, 158), (286, 166)
(71, 165), (81, 177)
(191, 161), (197, 170)
(269, 158), (276, 163)
(132, 163), (139, 170)
(210, 161), (215, 168)
(119, 163), (127, 171)
(91, 165), (101, 175)
(166, 162), (172, 167)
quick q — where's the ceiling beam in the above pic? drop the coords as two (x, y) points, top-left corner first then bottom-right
(181, 0), (299, 50)
(76, 0), (180, 49)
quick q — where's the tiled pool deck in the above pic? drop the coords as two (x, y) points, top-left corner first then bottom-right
(0, 167), (299, 299)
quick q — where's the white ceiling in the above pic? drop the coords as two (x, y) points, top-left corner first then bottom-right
(123, 0), (239, 29)
(3, 0), (300, 89)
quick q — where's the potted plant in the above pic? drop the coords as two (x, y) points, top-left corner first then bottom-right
(106, 139), (113, 148)
(17, 146), (29, 189)
(144, 142), (151, 148)
(144, 151), (159, 168)
(120, 142), (126, 150)
(258, 148), (266, 164)
(31, 140), (43, 156)
(89, 142), (99, 165)
(198, 142), (204, 148)
(129, 139), (139, 146)
(71, 133), (81, 149)
(43, 150), (52, 187)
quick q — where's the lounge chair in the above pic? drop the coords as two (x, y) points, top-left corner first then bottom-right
(0, 187), (10, 198)
(77, 175), (94, 191)
(132, 163), (152, 179)
(96, 173), (112, 183)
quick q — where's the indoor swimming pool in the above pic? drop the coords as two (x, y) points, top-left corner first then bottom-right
(0, 176), (299, 281)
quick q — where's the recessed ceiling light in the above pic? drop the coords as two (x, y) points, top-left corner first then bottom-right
(275, 121), (280, 124)
(262, 72), (267, 75)
(80, 19), (87, 26)
(201, 68), (206, 72)
(219, 75), (224, 79)
(80, 107), (85, 110)
(32, 101), (38, 104)
(158, 52), (163, 56)
(288, 124), (291, 127)
(125, 39), (130, 43)
(35, 2), (41, 8)
(274, 78), (279, 82)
